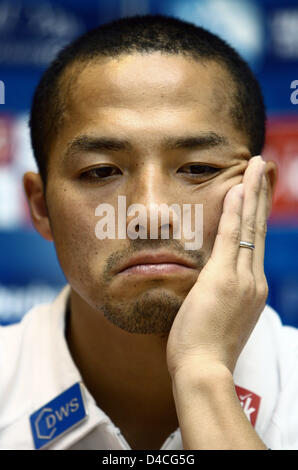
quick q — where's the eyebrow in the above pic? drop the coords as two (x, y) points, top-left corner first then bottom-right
(63, 131), (229, 161)
(163, 132), (229, 150)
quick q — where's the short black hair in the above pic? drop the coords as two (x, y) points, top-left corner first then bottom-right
(29, 14), (266, 186)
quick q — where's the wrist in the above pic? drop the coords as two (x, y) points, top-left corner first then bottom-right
(171, 361), (266, 449)
(171, 360), (234, 390)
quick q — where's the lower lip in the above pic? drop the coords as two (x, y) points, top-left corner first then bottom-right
(118, 263), (194, 276)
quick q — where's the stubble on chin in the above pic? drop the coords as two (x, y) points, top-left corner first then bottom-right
(95, 241), (208, 335)
(99, 289), (184, 336)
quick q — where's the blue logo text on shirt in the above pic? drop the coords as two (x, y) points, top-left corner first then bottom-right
(30, 382), (87, 449)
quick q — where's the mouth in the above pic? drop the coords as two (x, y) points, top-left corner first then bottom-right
(116, 251), (198, 276)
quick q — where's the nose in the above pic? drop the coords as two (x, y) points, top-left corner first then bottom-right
(125, 163), (179, 241)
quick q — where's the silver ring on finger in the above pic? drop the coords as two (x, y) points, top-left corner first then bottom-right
(239, 240), (255, 250)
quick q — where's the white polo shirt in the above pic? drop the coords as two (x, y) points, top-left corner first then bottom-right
(0, 285), (298, 450)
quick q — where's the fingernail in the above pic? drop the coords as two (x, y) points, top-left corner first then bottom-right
(250, 155), (262, 162)
(235, 183), (244, 198)
(249, 156), (265, 183)
(248, 155), (259, 166)
(252, 155), (265, 169)
(260, 162), (266, 180)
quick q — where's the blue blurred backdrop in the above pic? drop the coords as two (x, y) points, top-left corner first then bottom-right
(0, 0), (297, 326)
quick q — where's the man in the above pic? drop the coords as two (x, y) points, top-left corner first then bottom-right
(0, 14), (297, 450)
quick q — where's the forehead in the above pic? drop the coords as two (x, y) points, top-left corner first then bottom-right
(62, 53), (232, 117)
(52, 52), (248, 157)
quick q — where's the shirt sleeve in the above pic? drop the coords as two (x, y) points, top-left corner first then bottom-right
(264, 325), (298, 449)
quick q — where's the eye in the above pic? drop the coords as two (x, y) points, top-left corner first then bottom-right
(80, 165), (122, 181)
(177, 164), (220, 178)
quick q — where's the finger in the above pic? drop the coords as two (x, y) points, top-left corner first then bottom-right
(252, 174), (268, 279)
(210, 183), (244, 270)
(238, 156), (266, 271)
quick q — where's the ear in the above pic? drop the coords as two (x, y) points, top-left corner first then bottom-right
(264, 160), (278, 219)
(23, 172), (53, 241)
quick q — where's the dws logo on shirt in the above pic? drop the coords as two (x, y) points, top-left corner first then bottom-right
(30, 382), (87, 449)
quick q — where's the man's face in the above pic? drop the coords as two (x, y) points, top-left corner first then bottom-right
(45, 53), (251, 335)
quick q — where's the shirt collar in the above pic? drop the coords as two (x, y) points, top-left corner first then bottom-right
(30, 285), (121, 449)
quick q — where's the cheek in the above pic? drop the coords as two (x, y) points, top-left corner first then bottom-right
(200, 188), (226, 254)
(47, 189), (104, 285)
